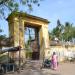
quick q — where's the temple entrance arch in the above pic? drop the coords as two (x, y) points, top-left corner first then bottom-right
(7, 12), (50, 60)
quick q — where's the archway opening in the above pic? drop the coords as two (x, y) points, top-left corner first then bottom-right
(24, 24), (40, 60)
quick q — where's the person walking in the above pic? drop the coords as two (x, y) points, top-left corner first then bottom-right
(51, 52), (58, 70)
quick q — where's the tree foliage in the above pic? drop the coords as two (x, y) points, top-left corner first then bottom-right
(0, 35), (6, 48)
(50, 20), (75, 42)
(63, 22), (75, 41)
(51, 19), (64, 40)
(0, 0), (41, 18)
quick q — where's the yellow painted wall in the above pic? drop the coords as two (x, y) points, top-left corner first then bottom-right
(45, 45), (75, 62)
(7, 12), (50, 60)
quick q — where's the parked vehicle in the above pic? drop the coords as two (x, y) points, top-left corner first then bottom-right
(42, 59), (52, 68)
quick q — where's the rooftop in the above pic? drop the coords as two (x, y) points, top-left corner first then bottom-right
(7, 11), (50, 23)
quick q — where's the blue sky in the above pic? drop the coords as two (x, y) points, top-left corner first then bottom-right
(0, 0), (75, 37)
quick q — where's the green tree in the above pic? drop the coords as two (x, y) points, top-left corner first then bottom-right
(48, 31), (54, 40)
(51, 19), (63, 40)
(49, 20), (75, 42)
(0, 27), (13, 48)
(0, 35), (6, 48)
(0, 0), (41, 18)
(72, 27), (75, 38)
(63, 22), (74, 41)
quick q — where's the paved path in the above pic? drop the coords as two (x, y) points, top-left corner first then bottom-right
(6, 61), (75, 75)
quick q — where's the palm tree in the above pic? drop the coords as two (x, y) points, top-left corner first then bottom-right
(51, 19), (63, 41)
(63, 22), (73, 41)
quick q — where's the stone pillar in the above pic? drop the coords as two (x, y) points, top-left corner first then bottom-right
(19, 19), (26, 62)
(8, 17), (26, 64)
(8, 17), (19, 59)
(39, 24), (50, 59)
(39, 26), (44, 59)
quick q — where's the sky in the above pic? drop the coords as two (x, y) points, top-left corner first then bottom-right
(0, 0), (75, 37)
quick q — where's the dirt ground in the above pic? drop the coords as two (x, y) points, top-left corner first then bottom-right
(6, 61), (75, 75)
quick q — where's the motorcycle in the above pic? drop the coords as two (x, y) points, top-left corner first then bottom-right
(42, 59), (52, 68)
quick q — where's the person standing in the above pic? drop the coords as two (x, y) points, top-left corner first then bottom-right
(51, 52), (58, 70)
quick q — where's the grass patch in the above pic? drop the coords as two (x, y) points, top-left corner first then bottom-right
(0, 53), (8, 63)
(26, 51), (32, 59)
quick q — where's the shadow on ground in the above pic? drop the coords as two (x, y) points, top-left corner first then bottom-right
(50, 73), (61, 75)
